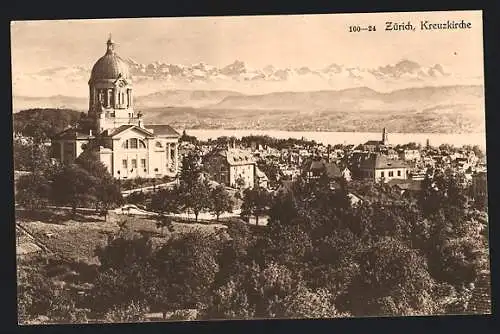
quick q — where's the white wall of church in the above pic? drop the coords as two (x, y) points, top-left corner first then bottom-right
(107, 129), (179, 179)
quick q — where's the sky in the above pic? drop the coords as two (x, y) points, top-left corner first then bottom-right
(11, 10), (484, 76)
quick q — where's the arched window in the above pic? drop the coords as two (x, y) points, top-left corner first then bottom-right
(122, 138), (146, 149)
(155, 141), (163, 148)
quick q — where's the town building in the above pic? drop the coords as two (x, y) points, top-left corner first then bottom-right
(51, 36), (180, 179)
(358, 153), (409, 183)
(387, 179), (423, 197)
(203, 146), (257, 189)
(362, 128), (390, 151)
(302, 159), (343, 182)
(399, 149), (421, 162)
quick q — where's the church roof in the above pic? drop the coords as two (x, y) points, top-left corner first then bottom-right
(90, 37), (131, 82)
(104, 124), (155, 137)
(52, 126), (91, 140)
(146, 125), (180, 138)
(359, 153), (409, 170)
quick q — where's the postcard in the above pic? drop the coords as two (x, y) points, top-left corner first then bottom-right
(12, 10), (489, 324)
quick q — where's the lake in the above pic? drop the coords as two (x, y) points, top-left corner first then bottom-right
(183, 129), (487, 150)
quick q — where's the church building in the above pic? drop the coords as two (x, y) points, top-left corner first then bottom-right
(51, 36), (180, 179)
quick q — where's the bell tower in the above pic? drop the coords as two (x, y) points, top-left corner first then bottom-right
(382, 127), (388, 145)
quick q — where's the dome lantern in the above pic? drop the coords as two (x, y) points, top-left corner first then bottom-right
(89, 35), (131, 82)
(106, 33), (115, 54)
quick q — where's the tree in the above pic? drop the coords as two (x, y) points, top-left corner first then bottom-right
(179, 152), (202, 189)
(13, 137), (52, 174)
(95, 234), (154, 272)
(339, 237), (438, 317)
(51, 164), (98, 215)
(240, 187), (271, 225)
(104, 300), (150, 323)
(15, 173), (51, 211)
(209, 185), (234, 221)
(152, 232), (220, 311)
(257, 160), (282, 187)
(155, 214), (174, 237)
(235, 176), (246, 190)
(471, 145), (484, 159)
(206, 261), (334, 319)
(75, 149), (123, 212)
(13, 108), (82, 140)
(150, 186), (181, 215)
(190, 180), (212, 222)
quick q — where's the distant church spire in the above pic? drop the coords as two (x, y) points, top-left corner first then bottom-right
(106, 33), (115, 54)
(382, 127), (388, 145)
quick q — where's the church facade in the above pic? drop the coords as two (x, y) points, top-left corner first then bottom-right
(51, 36), (180, 179)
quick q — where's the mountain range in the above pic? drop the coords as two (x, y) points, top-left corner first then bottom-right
(12, 59), (483, 98)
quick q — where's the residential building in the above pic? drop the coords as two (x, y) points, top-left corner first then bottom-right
(302, 159), (343, 182)
(358, 153), (409, 182)
(399, 149), (421, 162)
(203, 147), (256, 189)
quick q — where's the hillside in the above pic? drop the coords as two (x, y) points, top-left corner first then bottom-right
(141, 85), (485, 133)
(12, 90), (243, 112)
(212, 85), (484, 112)
(12, 85), (486, 134)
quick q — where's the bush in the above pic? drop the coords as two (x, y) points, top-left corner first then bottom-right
(104, 300), (150, 323)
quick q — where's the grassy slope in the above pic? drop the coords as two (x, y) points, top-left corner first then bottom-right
(16, 209), (223, 264)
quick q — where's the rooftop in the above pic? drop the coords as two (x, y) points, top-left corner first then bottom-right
(146, 125), (181, 138)
(360, 153), (409, 170)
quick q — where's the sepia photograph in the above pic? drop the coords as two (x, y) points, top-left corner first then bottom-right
(11, 10), (490, 325)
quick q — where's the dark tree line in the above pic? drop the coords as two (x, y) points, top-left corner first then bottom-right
(15, 144), (123, 217)
(13, 108), (84, 142)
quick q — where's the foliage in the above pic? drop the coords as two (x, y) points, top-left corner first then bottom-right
(13, 137), (53, 173)
(155, 214), (174, 236)
(238, 135), (318, 150)
(209, 185), (234, 221)
(51, 164), (98, 214)
(94, 234), (154, 272)
(179, 152), (202, 189)
(240, 187), (272, 225)
(13, 108), (83, 141)
(257, 159), (282, 187)
(75, 149), (123, 210)
(104, 300), (150, 323)
(180, 130), (199, 144)
(153, 232), (220, 310)
(17, 266), (56, 322)
(150, 186), (181, 214)
(15, 173), (51, 211)
(339, 237), (438, 317)
(188, 180), (212, 221)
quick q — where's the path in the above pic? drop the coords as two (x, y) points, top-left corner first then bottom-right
(121, 181), (178, 197)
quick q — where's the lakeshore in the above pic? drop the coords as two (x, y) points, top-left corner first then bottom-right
(183, 129), (487, 150)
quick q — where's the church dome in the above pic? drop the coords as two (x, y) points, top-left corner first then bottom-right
(90, 36), (131, 82)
